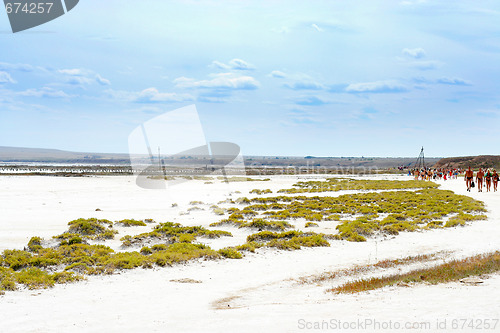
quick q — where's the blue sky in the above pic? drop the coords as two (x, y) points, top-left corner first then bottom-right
(0, 0), (499, 157)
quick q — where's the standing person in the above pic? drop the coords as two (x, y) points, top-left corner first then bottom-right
(493, 170), (499, 192)
(476, 168), (485, 192)
(465, 167), (474, 192)
(485, 169), (492, 192)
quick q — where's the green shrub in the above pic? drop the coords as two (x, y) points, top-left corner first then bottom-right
(105, 252), (145, 270)
(218, 247), (243, 259)
(2, 249), (32, 270)
(140, 247), (152, 255)
(52, 271), (83, 284)
(27, 237), (43, 252)
(212, 208), (225, 215)
(235, 242), (263, 253)
(64, 262), (89, 273)
(16, 267), (55, 289)
(0, 267), (17, 291)
(115, 219), (147, 227)
(68, 218), (113, 236)
(151, 244), (168, 251)
(247, 230), (303, 242)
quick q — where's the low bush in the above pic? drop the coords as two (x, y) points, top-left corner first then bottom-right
(218, 247), (243, 259)
(115, 219), (147, 227)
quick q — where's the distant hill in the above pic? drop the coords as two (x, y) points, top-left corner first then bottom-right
(0, 146), (130, 164)
(0, 146), (442, 168)
(434, 155), (500, 170)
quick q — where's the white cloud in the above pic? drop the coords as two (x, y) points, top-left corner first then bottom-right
(295, 95), (329, 106)
(211, 58), (255, 71)
(285, 80), (324, 90)
(107, 88), (194, 103)
(436, 77), (472, 86)
(402, 48), (426, 59)
(59, 68), (111, 86)
(0, 71), (16, 84)
(346, 80), (408, 93)
(412, 60), (441, 70)
(211, 61), (230, 70)
(174, 73), (260, 90)
(270, 70), (287, 78)
(95, 74), (111, 86)
(18, 87), (70, 98)
(311, 23), (324, 32)
(66, 76), (94, 86)
(0, 62), (35, 72)
(58, 68), (88, 76)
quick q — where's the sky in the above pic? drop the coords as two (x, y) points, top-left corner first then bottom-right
(0, 0), (499, 157)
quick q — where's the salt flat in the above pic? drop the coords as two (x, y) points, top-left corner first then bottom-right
(0, 174), (498, 332)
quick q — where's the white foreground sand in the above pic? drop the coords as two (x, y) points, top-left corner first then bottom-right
(0, 174), (499, 332)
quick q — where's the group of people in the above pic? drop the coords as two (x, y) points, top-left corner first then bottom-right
(409, 167), (499, 193)
(464, 167), (499, 192)
(410, 168), (461, 181)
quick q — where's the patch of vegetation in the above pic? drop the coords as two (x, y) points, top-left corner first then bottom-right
(120, 222), (232, 247)
(328, 251), (500, 294)
(148, 243), (219, 267)
(210, 218), (293, 231)
(27, 236), (43, 252)
(218, 247), (243, 259)
(278, 178), (439, 194)
(305, 222), (319, 228)
(115, 219), (147, 227)
(298, 252), (445, 285)
(231, 188), (486, 242)
(187, 206), (204, 212)
(250, 189), (273, 195)
(212, 208), (225, 215)
(244, 230), (330, 250)
(235, 241), (264, 253)
(0, 233), (222, 292)
(55, 218), (118, 241)
(267, 234), (330, 250)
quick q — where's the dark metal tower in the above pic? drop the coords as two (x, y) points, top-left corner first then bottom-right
(414, 146), (425, 170)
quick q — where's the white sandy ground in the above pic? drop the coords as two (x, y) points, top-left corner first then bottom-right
(0, 174), (499, 333)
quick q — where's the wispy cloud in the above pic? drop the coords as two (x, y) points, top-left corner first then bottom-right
(436, 77), (472, 86)
(295, 95), (329, 106)
(346, 80), (408, 93)
(0, 71), (16, 84)
(311, 23), (324, 32)
(211, 58), (255, 71)
(287, 108), (321, 125)
(285, 80), (324, 90)
(269, 70), (287, 79)
(58, 68), (112, 86)
(402, 47), (426, 59)
(412, 60), (441, 70)
(174, 73), (259, 90)
(107, 88), (194, 103)
(412, 76), (472, 86)
(0, 62), (36, 72)
(18, 87), (71, 98)
(95, 74), (111, 86)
